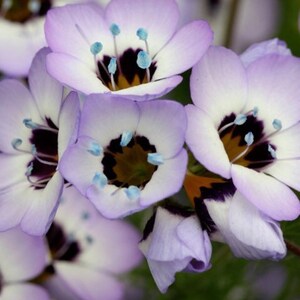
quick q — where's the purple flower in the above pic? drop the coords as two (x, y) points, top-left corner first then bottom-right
(185, 44), (300, 221)
(44, 186), (142, 300)
(45, 0), (213, 100)
(0, 48), (80, 235)
(59, 94), (188, 218)
(139, 206), (212, 293)
(0, 227), (49, 300)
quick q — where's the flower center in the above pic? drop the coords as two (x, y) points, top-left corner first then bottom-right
(12, 118), (58, 189)
(102, 134), (158, 189)
(1, 0), (52, 23)
(76, 23), (157, 91)
(218, 109), (278, 170)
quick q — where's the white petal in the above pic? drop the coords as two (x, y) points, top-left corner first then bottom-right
(0, 284), (49, 300)
(190, 46), (247, 123)
(185, 105), (231, 179)
(231, 164), (300, 221)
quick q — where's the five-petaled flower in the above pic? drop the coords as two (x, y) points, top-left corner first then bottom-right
(0, 48), (80, 235)
(45, 0), (213, 100)
(186, 44), (300, 221)
(59, 94), (188, 218)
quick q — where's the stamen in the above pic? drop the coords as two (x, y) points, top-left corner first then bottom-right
(125, 185), (141, 200)
(268, 144), (277, 159)
(234, 114), (247, 125)
(92, 172), (107, 189)
(272, 119), (282, 131)
(86, 235), (93, 244)
(31, 144), (58, 166)
(1, 0), (11, 13)
(23, 118), (58, 133)
(120, 131), (133, 147)
(136, 27), (149, 53)
(81, 211), (90, 220)
(11, 138), (23, 150)
(137, 50), (151, 82)
(28, 0), (40, 14)
(252, 107), (258, 117)
(108, 57), (117, 91)
(147, 153), (164, 165)
(87, 141), (103, 156)
(25, 162), (33, 177)
(244, 132), (254, 146)
(90, 42), (103, 56)
(110, 23), (121, 36)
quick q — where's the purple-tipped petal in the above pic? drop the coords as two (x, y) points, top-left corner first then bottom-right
(29, 48), (63, 126)
(153, 20), (213, 80)
(185, 105), (231, 179)
(0, 228), (47, 281)
(231, 164), (300, 221)
(136, 100), (186, 158)
(190, 46), (247, 123)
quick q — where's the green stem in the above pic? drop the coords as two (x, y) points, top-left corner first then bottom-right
(285, 240), (300, 257)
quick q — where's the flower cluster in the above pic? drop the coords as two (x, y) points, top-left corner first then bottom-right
(0, 0), (299, 297)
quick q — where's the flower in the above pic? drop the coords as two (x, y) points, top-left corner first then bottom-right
(59, 94), (188, 218)
(185, 43), (300, 221)
(139, 206), (212, 293)
(43, 186), (142, 300)
(0, 0), (108, 77)
(45, 0), (213, 100)
(0, 227), (49, 300)
(0, 47), (80, 235)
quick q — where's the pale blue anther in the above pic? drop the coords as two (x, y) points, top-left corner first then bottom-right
(25, 162), (33, 177)
(252, 107), (258, 117)
(136, 28), (148, 41)
(137, 50), (151, 69)
(147, 153), (164, 165)
(28, 0), (40, 13)
(108, 57), (117, 74)
(234, 114), (247, 125)
(23, 118), (38, 129)
(125, 185), (141, 201)
(92, 172), (108, 189)
(87, 141), (103, 156)
(120, 131), (133, 147)
(268, 144), (277, 159)
(86, 235), (93, 244)
(244, 132), (254, 146)
(110, 23), (120, 36)
(90, 42), (103, 55)
(31, 144), (37, 155)
(11, 138), (22, 149)
(272, 119), (282, 131)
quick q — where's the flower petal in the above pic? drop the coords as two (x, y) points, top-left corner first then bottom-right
(185, 105), (231, 179)
(46, 53), (109, 95)
(240, 38), (291, 67)
(55, 262), (124, 300)
(229, 192), (286, 260)
(21, 172), (64, 236)
(231, 164), (300, 221)
(136, 99), (186, 158)
(0, 284), (50, 300)
(0, 80), (41, 154)
(58, 92), (81, 157)
(45, 3), (106, 66)
(245, 54), (300, 134)
(0, 228), (47, 281)
(79, 94), (139, 147)
(190, 46), (247, 123)
(153, 20), (213, 80)
(105, 0), (179, 56)
(28, 48), (63, 126)
(140, 149), (188, 206)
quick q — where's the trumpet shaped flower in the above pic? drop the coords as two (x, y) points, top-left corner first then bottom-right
(0, 48), (80, 235)
(185, 44), (300, 221)
(45, 0), (213, 100)
(59, 95), (187, 218)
